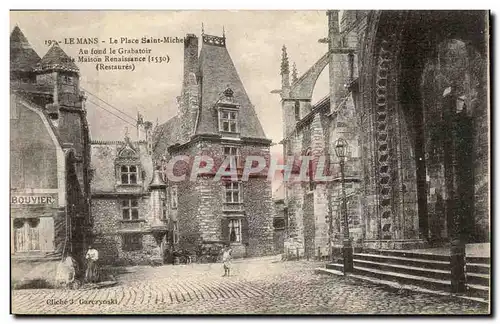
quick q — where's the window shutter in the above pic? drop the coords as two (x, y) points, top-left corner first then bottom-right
(221, 218), (229, 243)
(39, 217), (54, 252)
(241, 217), (249, 245)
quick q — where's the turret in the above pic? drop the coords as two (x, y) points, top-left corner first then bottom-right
(149, 168), (168, 228)
(34, 43), (80, 109)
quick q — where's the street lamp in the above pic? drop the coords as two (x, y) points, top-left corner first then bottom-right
(335, 137), (354, 274)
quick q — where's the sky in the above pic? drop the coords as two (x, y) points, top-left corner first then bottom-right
(10, 10), (330, 139)
(9, 11), (332, 191)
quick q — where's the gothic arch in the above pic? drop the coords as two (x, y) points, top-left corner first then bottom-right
(290, 52), (330, 100)
(359, 11), (488, 244)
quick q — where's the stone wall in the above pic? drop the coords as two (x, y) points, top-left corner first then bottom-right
(10, 102), (59, 189)
(168, 139), (275, 257)
(91, 141), (153, 193)
(91, 195), (155, 265)
(243, 177), (275, 257)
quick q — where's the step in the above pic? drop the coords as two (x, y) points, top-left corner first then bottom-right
(350, 273), (490, 306)
(467, 263), (490, 274)
(353, 266), (452, 291)
(468, 283), (490, 300)
(370, 249), (450, 262)
(326, 263), (344, 272)
(466, 272), (490, 286)
(354, 253), (450, 270)
(466, 256), (491, 264)
(369, 249), (490, 265)
(315, 267), (343, 277)
(320, 264), (489, 304)
(354, 259), (450, 281)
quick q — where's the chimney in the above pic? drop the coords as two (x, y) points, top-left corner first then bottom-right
(183, 34), (199, 87)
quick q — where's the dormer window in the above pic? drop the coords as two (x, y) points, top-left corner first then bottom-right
(217, 87), (240, 134)
(121, 165), (138, 184)
(115, 134), (142, 187)
(219, 110), (238, 133)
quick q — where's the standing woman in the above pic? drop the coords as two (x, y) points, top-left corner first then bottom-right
(85, 245), (99, 283)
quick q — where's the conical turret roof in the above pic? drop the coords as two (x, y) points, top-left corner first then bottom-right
(35, 43), (79, 73)
(149, 168), (167, 189)
(10, 26), (41, 72)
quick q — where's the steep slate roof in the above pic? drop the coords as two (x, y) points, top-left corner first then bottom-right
(153, 33), (270, 157)
(10, 26), (41, 72)
(35, 43), (79, 73)
(197, 35), (267, 139)
(152, 115), (180, 160)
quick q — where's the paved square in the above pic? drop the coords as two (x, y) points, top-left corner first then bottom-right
(12, 257), (489, 315)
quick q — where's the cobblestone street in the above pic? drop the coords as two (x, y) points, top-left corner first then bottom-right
(12, 256), (489, 315)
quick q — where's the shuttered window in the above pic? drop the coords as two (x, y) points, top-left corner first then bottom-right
(13, 218), (40, 252)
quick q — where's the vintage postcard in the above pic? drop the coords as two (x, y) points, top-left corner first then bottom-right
(9, 10), (490, 315)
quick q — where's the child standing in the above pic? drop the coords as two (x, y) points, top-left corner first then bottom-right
(222, 245), (233, 277)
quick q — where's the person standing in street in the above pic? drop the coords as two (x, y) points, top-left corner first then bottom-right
(85, 245), (99, 283)
(222, 245), (233, 277)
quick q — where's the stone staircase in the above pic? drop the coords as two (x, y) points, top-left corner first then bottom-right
(320, 249), (490, 303)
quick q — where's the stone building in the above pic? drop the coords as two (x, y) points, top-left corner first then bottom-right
(10, 26), (92, 285)
(278, 42), (362, 259)
(153, 31), (276, 258)
(89, 119), (176, 265)
(278, 10), (489, 254)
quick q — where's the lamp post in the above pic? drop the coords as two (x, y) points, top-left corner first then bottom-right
(442, 86), (466, 293)
(335, 137), (353, 274)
